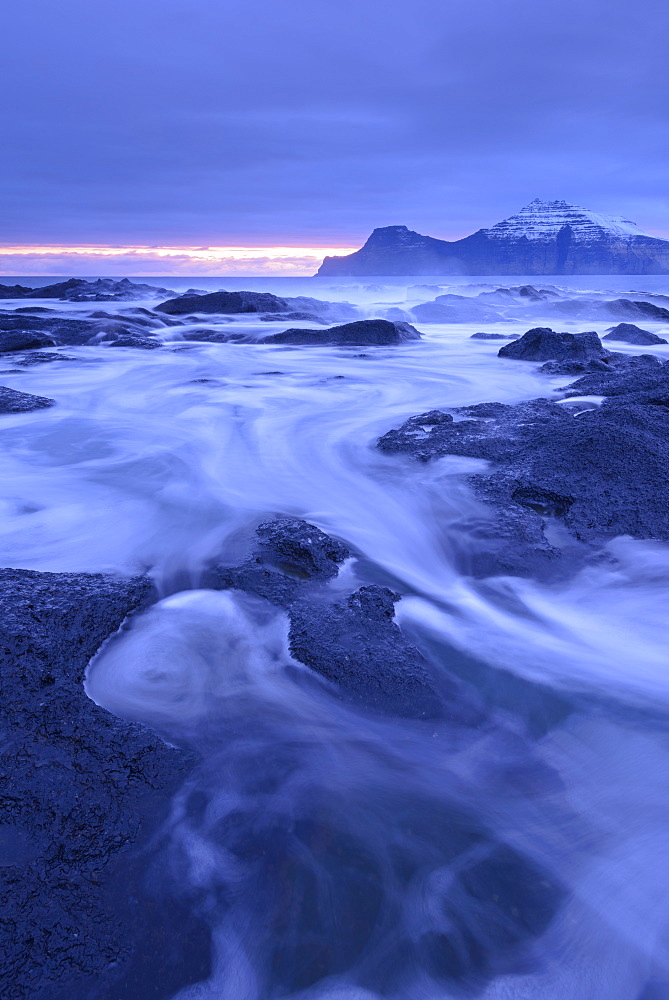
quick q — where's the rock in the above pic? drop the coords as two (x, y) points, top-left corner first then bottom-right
(156, 290), (291, 315)
(498, 328), (606, 362)
(0, 568), (198, 999)
(0, 283), (31, 298)
(602, 322), (667, 345)
(211, 519), (457, 718)
(0, 330), (56, 352)
(287, 586), (449, 719)
(9, 352), (77, 367)
(105, 334), (162, 349)
(0, 387), (55, 413)
(378, 383), (669, 575)
(605, 298), (669, 322)
(561, 356), (667, 396)
(212, 517), (350, 607)
(25, 277), (174, 302)
(0, 313), (98, 346)
(470, 332), (520, 340)
(261, 319), (421, 346)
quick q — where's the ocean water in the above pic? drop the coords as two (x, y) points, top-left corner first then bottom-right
(3, 278), (669, 999)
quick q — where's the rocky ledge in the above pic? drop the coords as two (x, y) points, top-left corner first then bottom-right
(378, 330), (669, 577)
(0, 570), (199, 1000)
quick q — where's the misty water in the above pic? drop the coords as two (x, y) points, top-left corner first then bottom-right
(3, 278), (669, 998)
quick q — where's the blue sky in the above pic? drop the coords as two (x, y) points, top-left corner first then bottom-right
(2, 0), (667, 252)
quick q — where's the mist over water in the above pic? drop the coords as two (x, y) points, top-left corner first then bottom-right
(3, 279), (669, 998)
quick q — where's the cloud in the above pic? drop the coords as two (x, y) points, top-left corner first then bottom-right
(1, 0), (668, 245)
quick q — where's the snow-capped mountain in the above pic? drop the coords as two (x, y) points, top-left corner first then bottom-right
(317, 200), (669, 275)
(483, 199), (648, 243)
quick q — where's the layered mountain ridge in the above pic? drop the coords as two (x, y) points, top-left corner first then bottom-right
(318, 199), (669, 275)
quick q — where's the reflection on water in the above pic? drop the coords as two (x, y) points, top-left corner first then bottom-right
(3, 281), (669, 997)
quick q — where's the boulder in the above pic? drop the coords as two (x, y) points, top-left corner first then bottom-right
(498, 327), (606, 362)
(602, 322), (667, 345)
(0, 387), (55, 413)
(156, 290), (290, 315)
(261, 319), (421, 346)
(0, 330), (56, 352)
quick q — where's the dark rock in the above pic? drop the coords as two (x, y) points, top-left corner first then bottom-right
(156, 290), (291, 315)
(255, 517), (349, 580)
(0, 568), (196, 999)
(561, 356), (666, 396)
(25, 277), (174, 302)
(287, 586), (449, 719)
(213, 517), (349, 607)
(261, 319), (421, 346)
(0, 283), (31, 298)
(11, 352), (77, 367)
(602, 322), (667, 345)
(605, 298), (669, 322)
(105, 334), (162, 350)
(378, 383), (669, 575)
(498, 327), (606, 362)
(0, 387), (55, 413)
(0, 313), (99, 346)
(470, 332), (520, 340)
(0, 330), (56, 352)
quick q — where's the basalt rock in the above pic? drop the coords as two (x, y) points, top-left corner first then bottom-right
(157, 290), (291, 315)
(0, 387), (55, 413)
(470, 331), (520, 340)
(498, 327), (607, 362)
(0, 330), (56, 352)
(261, 319), (421, 346)
(377, 381), (669, 576)
(211, 519), (454, 718)
(602, 322), (667, 345)
(287, 586), (453, 720)
(0, 569), (198, 1000)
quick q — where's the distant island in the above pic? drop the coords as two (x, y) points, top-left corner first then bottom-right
(317, 199), (669, 275)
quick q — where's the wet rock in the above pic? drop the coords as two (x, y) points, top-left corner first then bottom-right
(606, 298), (669, 322)
(498, 327), (607, 362)
(157, 290), (291, 315)
(213, 517), (349, 607)
(105, 334), (162, 349)
(0, 313), (98, 346)
(603, 322), (667, 345)
(0, 568), (196, 999)
(24, 277), (174, 302)
(11, 352), (78, 367)
(0, 283), (31, 298)
(288, 586), (449, 719)
(0, 387), (55, 413)
(470, 331), (520, 340)
(562, 357), (668, 397)
(0, 330), (56, 352)
(261, 319), (421, 346)
(378, 385), (669, 574)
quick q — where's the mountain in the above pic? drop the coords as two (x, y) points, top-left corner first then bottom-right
(317, 199), (669, 275)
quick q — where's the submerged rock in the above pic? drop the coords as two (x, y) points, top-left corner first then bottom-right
(261, 319), (421, 346)
(0, 387), (55, 413)
(603, 322), (667, 345)
(0, 569), (196, 999)
(470, 331), (520, 340)
(498, 327), (606, 362)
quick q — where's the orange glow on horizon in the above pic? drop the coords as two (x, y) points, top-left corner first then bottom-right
(0, 244), (359, 260)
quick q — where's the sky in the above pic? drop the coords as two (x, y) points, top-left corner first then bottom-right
(1, 0), (668, 274)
